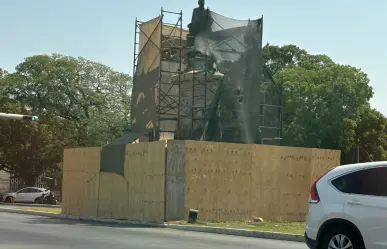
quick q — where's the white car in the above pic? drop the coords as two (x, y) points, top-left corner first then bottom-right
(3, 187), (49, 203)
(305, 161), (387, 249)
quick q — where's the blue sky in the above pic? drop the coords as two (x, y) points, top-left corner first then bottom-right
(1, 0), (386, 114)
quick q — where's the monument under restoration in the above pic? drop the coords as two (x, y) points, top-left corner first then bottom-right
(131, 5), (282, 144)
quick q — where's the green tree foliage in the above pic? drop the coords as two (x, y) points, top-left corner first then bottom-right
(356, 105), (387, 162)
(263, 44), (387, 162)
(0, 55), (132, 184)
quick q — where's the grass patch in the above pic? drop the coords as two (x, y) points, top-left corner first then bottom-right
(12, 207), (62, 214)
(169, 220), (305, 235)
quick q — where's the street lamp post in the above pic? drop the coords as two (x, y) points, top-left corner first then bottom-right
(0, 112), (39, 121)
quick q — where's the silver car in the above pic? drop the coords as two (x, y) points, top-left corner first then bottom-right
(3, 187), (49, 203)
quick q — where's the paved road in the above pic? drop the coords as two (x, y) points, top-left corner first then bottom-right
(0, 212), (308, 249)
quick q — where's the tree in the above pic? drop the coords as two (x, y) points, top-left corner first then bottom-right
(262, 44), (374, 155)
(2, 54), (132, 147)
(0, 121), (62, 185)
(0, 54), (132, 184)
(356, 105), (387, 162)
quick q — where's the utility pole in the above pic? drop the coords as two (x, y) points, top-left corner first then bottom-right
(0, 112), (38, 121)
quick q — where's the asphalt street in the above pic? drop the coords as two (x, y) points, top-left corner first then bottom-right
(0, 212), (308, 249)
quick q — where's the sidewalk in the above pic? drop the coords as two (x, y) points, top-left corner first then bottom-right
(0, 207), (305, 243)
(0, 203), (61, 208)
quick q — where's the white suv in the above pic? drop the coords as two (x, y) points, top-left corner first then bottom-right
(305, 161), (387, 249)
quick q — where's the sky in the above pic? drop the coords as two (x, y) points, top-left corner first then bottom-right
(1, 0), (386, 114)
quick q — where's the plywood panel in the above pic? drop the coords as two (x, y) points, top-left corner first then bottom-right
(166, 140), (186, 220)
(63, 147), (101, 173)
(250, 145), (281, 221)
(124, 141), (166, 222)
(183, 142), (341, 222)
(278, 146), (312, 221)
(97, 172), (128, 220)
(62, 171), (77, 215)
(143, 141), (165, 222)
(80, 171), (100, 217)
(82, 147), (102, 173)
(62, 147), (101, 216)
(184, 141), (220, 221)
(217, 142), (252, 221)
(125, 143), (147, 221)
(310, 148), (341, 185)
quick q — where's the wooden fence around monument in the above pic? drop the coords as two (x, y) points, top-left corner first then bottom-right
(62, 140), (340, 222)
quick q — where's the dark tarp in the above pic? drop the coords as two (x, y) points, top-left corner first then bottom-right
(193, 11), (263, 143)
(100, 133), (141, 177)
(104, 133), (142, 147)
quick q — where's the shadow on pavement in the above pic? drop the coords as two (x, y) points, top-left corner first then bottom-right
(23, 216), (162, 229)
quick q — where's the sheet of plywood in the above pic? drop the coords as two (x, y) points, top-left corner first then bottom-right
(250, 144), (281, 221)
(124, 141), (166, 222)
(143, 141), (165, 222)
(183, 142), (341, 222)
(184, 141), (220, 221)
(278, 146), (312, 221)
(166, 140), (186, 220)
(217, 142), (252, 221)
(97, 172), (129, 220)
(310, 148), (341, 185)
(62, 171), (79, 215)
(125, 143), (146, 221)
(62, 147), (101, 216)
(80, 171), (100, 217)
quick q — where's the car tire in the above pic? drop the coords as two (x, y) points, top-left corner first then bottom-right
(34, 198), (40, 204)
(5, 196), (14, 203)
(319, 226), (364, 249)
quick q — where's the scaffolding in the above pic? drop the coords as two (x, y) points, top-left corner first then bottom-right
(132, 8), (283, 144)
(157, 9), (184, 139)
(260, 65), (283, 144)
(132, 9), (184, 140)
(179, 44), (222, 140)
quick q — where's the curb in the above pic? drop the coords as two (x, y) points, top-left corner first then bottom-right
(0, 203), (61, 208)
(165, 224), (305, 242)
(0, 208), (304, 242)
(0, 208), (167, 228)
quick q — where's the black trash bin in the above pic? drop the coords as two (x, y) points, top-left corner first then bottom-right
(188, 209), (199, 223)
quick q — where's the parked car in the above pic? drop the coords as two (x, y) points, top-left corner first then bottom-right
(305, 161), (387, 249)
(2, 187), (50, 204)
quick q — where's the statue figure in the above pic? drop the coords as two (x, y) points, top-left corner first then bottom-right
(187, 0), (213, 46)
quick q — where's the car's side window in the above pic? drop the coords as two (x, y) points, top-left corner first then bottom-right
(332, 167), (387, 197)
(17, 188), (29, 193)
(29, 188), (39, 193)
